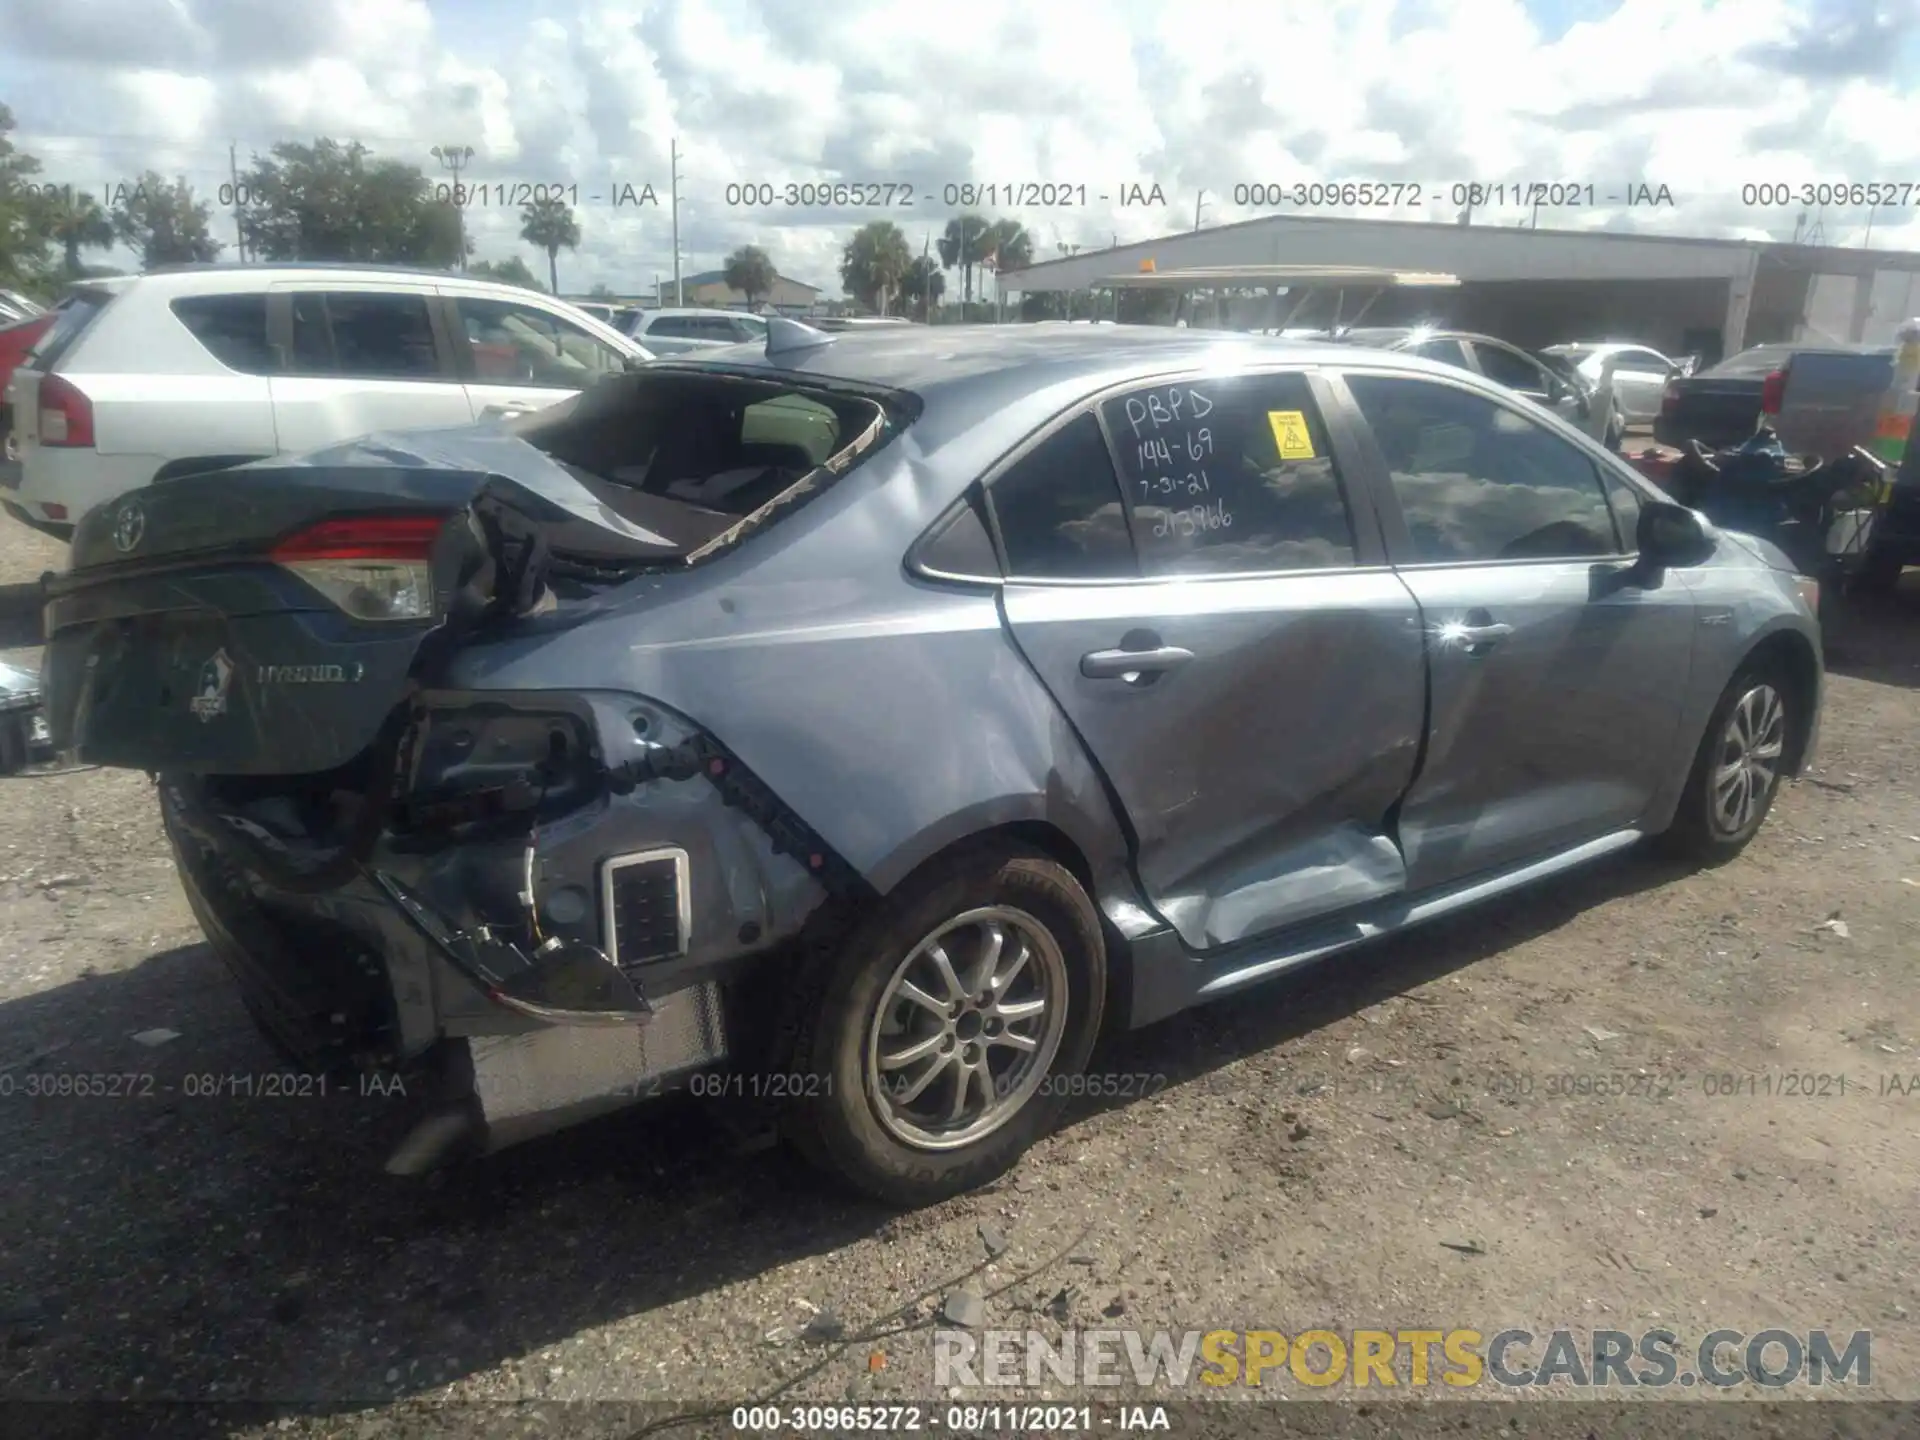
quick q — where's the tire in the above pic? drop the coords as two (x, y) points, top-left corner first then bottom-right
(780, 845), (1106, 1207)
(1653, 661), (1793, 864)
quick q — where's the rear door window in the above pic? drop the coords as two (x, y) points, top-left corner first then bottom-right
(171, 294), (273, 374)
(986, 412), (1138, 579)
(1472, 341), (1552, 396)
(1406, 337), (1471, 370)
(1100, 373), (1359, 577)
(287, 291), (443, 379)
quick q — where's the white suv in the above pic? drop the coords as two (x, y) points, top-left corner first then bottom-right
(623, 307), (768, 355)
(2, 264), (653, 537)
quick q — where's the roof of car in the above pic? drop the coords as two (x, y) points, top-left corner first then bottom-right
(661, 322), (1440, 405)
(639, 307), (761, 319)
(114, 263), (577, 302)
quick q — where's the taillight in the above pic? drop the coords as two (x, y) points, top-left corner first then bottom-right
(1660, 380), (1680, 415)
(269, 513), (448, 623)
(37, 374), (94, 447)
(1760, 369), (1786, 415)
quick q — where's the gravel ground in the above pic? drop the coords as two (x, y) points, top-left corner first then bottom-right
(0, 514), (1917, 1440)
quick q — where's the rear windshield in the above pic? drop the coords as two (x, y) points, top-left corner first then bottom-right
(1705, 347), (1792, 377)
(502, 369), (902, 566)
(24, 292), (111, 371)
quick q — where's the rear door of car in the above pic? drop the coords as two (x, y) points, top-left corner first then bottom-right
(980, 368), (1429, 952)
(1328, 366), (1695, 890)
(266, 283), (473, 450)
(440, 290), (631, 421)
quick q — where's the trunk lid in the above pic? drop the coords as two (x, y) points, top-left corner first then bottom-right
(41, 430), (701, 777)
(42, 368), (902, 779)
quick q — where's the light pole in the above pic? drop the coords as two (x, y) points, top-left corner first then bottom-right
(431, 144), (474, 271)
(670, 138), (684, 305)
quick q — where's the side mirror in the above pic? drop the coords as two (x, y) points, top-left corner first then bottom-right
(622, 353), (649, 372)
(1636, 499), (1715, 569)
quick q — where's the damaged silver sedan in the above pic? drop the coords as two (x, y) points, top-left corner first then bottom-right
(37, 321), (1822, 1205)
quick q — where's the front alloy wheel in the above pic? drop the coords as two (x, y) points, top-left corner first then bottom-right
(1710, 683), (1785, 839)
(1657, 660), (1794, 862)
(780, 846), (1106, 1206)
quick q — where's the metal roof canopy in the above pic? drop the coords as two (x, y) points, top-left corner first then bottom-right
(1094, 264), (1461, 290)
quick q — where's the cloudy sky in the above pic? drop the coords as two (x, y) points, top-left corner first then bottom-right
(4, 0), (1920, 298)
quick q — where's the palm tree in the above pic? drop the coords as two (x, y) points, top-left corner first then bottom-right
(840, 221), (913, 316)
(519, 195), (581, 293)
(49, 190), (114, 276)
(936, 213), (993, 305)
(722, 245), (777, 310)
(979, 218), (1033, 312)
(902, 256), (945, 322)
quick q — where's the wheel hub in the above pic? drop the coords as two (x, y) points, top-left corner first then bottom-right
(864, 905), (1070, 1153)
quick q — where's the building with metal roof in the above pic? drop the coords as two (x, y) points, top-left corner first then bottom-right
(996, 213), (1920, 363)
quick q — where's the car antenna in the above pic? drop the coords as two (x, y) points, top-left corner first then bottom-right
(765, 316), (835, 363)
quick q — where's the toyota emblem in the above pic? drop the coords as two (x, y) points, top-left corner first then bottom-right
(112, 500), (145, 554)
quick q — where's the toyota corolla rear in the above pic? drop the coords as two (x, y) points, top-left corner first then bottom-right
(39, 366), (908, 1168)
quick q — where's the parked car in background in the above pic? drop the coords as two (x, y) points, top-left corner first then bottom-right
(1329, 326), (1605, 438)
(39, 322), (1822, 1204)
(3, 263), (652, 538)
(569, 301), (621, 325)
(1654, 344), (1900, 452)
(623, 307), (769, 355)
(1542, 342), (1693, 423)
(0, 300), (63, 476)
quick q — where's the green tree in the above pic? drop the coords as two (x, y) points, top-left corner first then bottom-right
(0, 104), (54, 289)
(239, 140), (464, 266)
(469, 255), (544, 289)
(48, 189), (114, 276)
(840, 221), (913, 316)
(722, 244), (777, 310)
(901, 254), (944, 321)
(936, 213), (992, 305)
(111, 171), (222, 267)
(982, 217), (1033, 275)
(519, 195), (581, 293)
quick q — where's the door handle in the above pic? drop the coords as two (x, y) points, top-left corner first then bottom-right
(1080, 646), (1195, 680)
(1453, 622), (1513, 650)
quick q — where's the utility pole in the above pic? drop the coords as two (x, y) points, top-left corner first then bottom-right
(1194, 190), (1207, 231)
(922, 230), (932, 323)
(670, 138), (684, 305)
(431, 145), (474, 271)
(229, 141), (246, 262)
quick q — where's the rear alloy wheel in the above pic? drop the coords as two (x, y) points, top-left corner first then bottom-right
(1656, 664), (1792, 863)
(781, 847), (1105, 1206)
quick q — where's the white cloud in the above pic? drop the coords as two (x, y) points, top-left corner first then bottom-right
(4, 0), (1920, 293)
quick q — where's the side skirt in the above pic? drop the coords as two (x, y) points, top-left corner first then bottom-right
(1124, 828), (1644, 1030)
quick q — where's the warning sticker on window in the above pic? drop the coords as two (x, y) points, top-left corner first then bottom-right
(1267, 410), (1317, 460)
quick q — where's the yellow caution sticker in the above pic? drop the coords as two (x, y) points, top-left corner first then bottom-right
(1267, 410), (1317, 460)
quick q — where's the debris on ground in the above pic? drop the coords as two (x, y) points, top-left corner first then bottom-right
(129, 1028), (180, 1047)
(1439, 1239), (1487, 1256)
(942, 1291), (985, 1328)
(978, 1223), (1009, 1258)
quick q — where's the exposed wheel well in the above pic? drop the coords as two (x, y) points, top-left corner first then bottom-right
(1740, 630), (1819, 775)
(901, 820), (1137, 1038)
